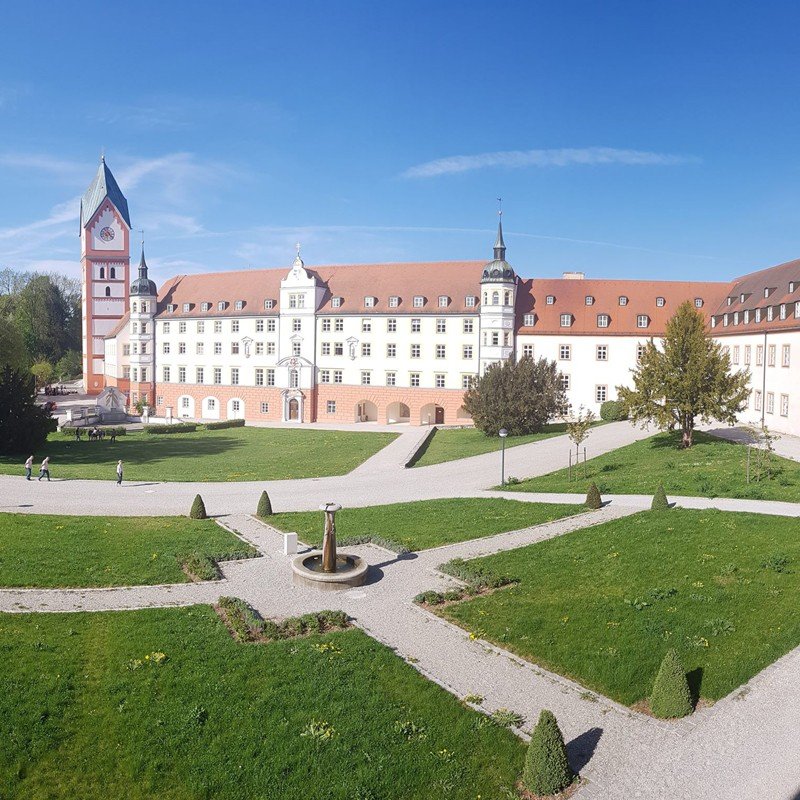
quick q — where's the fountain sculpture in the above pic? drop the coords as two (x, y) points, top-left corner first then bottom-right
(291, 503), (368, 590)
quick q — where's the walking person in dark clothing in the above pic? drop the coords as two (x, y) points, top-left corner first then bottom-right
(24, 455), (33, 480)
(116, 460), (123, 485)
(38, 457), (50, 481)
(75, 427), (80, 441)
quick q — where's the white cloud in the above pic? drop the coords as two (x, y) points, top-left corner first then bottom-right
(0, 153), (89, 179)
(402, 146), (700, 178)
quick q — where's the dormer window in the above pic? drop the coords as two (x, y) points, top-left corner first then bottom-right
(790, 281), (796, 293)
(413, 296), (424, 308)
(217, 301), (226, 311)
(167, 304), (176, 313)
(656, 297), (665, 308)
(619, 296), (628, 306)
(235, 300), (244, 311)
(723, 313), (729, 327)
(637, 315), (650, 328)
(764, 287), (772, 298)
(264, 299), (274, 310)
(740, 293), (746, 303)
(560, 313), (572, 327)
(694, 298), (703, 308)
(734, 312), (739, 325)
(201, 302), (211, 312)
(523, 313), (535, 326)
(388, 295), (400, 308)
(546, 295), (555, 305)
(465, 295), (477, 307)
(711, 316), (717, 328)
(727, 297), (733, 306)
(795, 301), (800, 318)
(767, 306), (774, 321)
(780, 304), (787, 320)
(331, 297), (342, 308)
(744, 310), (750, 323)
(585, 295), (594, 306)
(364, 296), (376, 308)
(597, 314), (610, 328)
(438, 295), (449, 308)
(182, 303), (190, 312)
(755, 308), (762, 322)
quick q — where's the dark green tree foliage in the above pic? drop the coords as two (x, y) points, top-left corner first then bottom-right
(617, 302), (750, 448)
(522, 709), (574, 796)
(585, 483), (602, 509)
(599, 399), (627, 421)
(462, 357), (567, 437)
(257, 491), (273, 517)
(0, 367), (55, 454)
(0, 317), (28, 370)
(55, 350), (82, 381)
(189, 494), (207, 520)
(649, 649), (693, 719)
(651, 483), (670, 511)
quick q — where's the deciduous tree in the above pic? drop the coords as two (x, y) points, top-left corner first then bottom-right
(0, 366), (55, 455)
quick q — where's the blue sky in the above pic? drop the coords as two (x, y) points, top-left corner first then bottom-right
(2, 1), (800, 288)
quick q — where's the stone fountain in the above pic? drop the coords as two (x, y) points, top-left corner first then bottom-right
(291, 503), (368, 590)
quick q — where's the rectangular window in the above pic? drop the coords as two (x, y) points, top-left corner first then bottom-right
(256, 319), (264, 332)
(320, 370), (330, 383)
(780, 394), (789, 417)
(292, 342), (301, 356)
(767, 306), (774, 321)
(387, 318), (397, 332)
(436, 319), (446, 334)
(560, 374), (570, 390)
(255, 342), (263, 355)
(267, 342), (276, 355)
(744, 345), (751, 365)
(782, 344), (791, 367)
(435, 344), (446, 359)
(767, 391), (775, 414)
(267, 319), (276, 332)
(360, 371), (371, 385)
(523, 313), (535, 326)
(560, 314), (572, 327)
(410, 372), (420, 387)
(193, 367), (202, 384)
(463, 319), (474, 333)
(361, 343), (371, 357)
(413, 296), (424, 308)
(438, 296), (449, 308)
(585, 295), (594, 306)
(619, 296), (628, 306)
(637, 315), (649, 328)
(362, 318), (372, 332)
(333, 342), (343, 356)
(123, 366), (131, 380)
(411, 318), (421, 333)
(768, 344), (776, 366)
(231, 320), (239, 333)
(266, 369), (275, 386)
(231, 368), (239, 385)
(756, 345), (764, 366)
(140, 368), (147, 382)
(435, 373), (446, 388)
(292, 318), (301, 332)
(321, 342), (331, 356)
(322, 318), (331, 332)
(389, 296), (400, 308)
(331, 297), (341, 308)
(214, 321), (222, 334)
(178, 342), (186, 354)
(597, 314), (610, 328)
(163, 322), (170, 334)
(333, 370), (343, 384)
(596, 345), (608, 361)
(463, 345), (474, 359)
(465, 296), (476, 308)
(334, 318), (344, 332)
(327, 400), (336, 414)
(364, 296), (375, 308)
(231, 342), (240, 355)
(156, 396), (163, 406)
(123, 344), (131, 356)
(179, 321), (186, 334)
(491, 332), (499, 346)
(559, 344), (571, 360)
(595, 385), (608, 403)
(754, 390), (762, 411)
(178, 367), (186, 383)
(255, 368), (264, 386)
(235, 300), (243, 311)
(214, 342), (222, 355)
(197, 321), (205, 334)
(462, 374), (474, 389)
(546, 295), (555, 305)
(386, 371), (396, 386)
(387, 343), (396, 358)
(732, 345), (740, 364)
(261, 402), (270, 414)
(213, 368), (222, 385)
(521, 344), (533, 358)
(196, 342), (204, 355)
(410, 344), (421, 358)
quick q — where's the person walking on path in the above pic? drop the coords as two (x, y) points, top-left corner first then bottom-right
(24, 455), (33, 480)
(38, 457), (50, 482)
(116, 460), (123, 486)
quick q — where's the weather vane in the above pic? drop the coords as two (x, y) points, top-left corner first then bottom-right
(497, 197), (503, 217)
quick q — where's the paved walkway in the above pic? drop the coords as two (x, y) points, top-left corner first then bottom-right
(706, 425), (800, 463)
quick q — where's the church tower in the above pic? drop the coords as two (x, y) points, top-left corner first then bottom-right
(80, 156), (131, 394)
(479, 215), (517, 374)
(128, 243), (157, 409)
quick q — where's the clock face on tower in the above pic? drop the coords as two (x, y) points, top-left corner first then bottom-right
(99, 226), (116, 242)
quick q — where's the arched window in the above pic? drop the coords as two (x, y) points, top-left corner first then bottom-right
(99, 267), (105, 279)
(104, 286), (111, 297)
(141, 302), (147, 313)
(290, 369), (299, 388)
(483, 292), (488, 305)
(504, 291), (511, 306)
(131, 302), (138, 313)
(492, 291), (499, 305)
(110, 267), (116, 279)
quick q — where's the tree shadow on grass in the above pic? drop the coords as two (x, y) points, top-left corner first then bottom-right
(687, 667), (704, 707)
(567, 726), (603, 773)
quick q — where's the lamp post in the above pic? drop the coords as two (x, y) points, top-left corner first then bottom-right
(499, 428), (508, 486)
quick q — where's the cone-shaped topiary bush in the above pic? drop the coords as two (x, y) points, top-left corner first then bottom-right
(651, 483), (670, 511)
(523, 709), (574, 796)
(256, 490), (273, 517)
(650, 649), (693, 718)
(585, 482), (602, 509)
(189, 494), (207, 520)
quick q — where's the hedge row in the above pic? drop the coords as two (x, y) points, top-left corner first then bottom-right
(144, 422), (198, 434)
(60, 425), (127, 437)
(202, 419), (245, 430)
(414, 557), (518, 605)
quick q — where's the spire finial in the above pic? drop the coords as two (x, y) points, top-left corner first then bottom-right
(296, 242), (301, 256)
(293, 242), (304, 268)
(493, 201), (506, 261)
(100, 147), (105, 164)
(497, 196), (502, 217)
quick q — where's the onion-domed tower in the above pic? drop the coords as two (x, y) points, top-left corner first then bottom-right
(128, 243), (157, 409)
(479, 215), (517, 374)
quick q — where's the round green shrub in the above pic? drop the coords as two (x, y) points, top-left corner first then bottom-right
(189, 494), (207, 520)
(651, 483), (670, 511)
(522, 709), (574, 796)
(600, 400), (628, 421)
(257, 490), (273, 517)
(650, 649), (693, 718)
(585, 483), (602, 509)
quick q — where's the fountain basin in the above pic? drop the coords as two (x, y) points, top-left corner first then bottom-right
(291, 551), (368, 591)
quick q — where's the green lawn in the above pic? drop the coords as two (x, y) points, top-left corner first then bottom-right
(0, 513), (256, 588)
(410, 423), (574, 467)
(506, 430), (800, 502)
(269, 498), (583, 551)
(0, 427), (397, 482)
(0, 606), (524, 799)
(439, 509), (800, 705)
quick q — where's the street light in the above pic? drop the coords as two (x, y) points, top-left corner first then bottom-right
(499, 428), (508, 486)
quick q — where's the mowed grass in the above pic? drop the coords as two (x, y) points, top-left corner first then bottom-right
(440, 509), (800, 705)
(0, 513), (256, 588)
(506, 430), (800, 502)
(269, 498), (583, 551)
(0, 606), (524, 799)
(0, 427), (397, 482)
(411, 423), (574, 467)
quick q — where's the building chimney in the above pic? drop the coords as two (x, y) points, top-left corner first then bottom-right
(562, 271), (585, 280)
